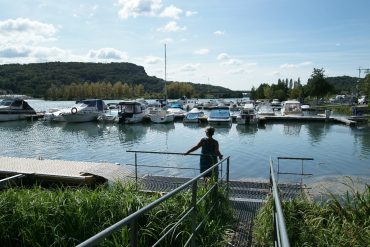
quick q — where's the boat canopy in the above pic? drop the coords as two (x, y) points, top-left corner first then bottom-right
(76, 99), (106, 111)
(118, 101), (143, 114)
(0, 98), (35, 111)
(209, 108), (230, 119)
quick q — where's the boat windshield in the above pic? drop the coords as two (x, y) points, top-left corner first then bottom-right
(210, 109), (230, 119)
(0, 100), (13, 106)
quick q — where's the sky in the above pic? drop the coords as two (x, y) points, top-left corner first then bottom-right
(0, 0), (369, 91)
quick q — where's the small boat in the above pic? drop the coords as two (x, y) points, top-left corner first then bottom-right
(62, 99), (106, 123)
(207, 106), (232, 125)
(256, 103), (275, 116)
(0, 98), (36, 121)
(97, 109), (119, 123)
(271, 99), (281, 110)
(167, 103), (186, 119)
(183, 108), (207, 123)
(281, 100), (304, 116)
(149, 108), (175, 124)
(117, 101), (147, 124)
(44, 108), (70, 122)
(236, 103), (258, 125)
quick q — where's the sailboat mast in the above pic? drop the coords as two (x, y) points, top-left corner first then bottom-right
(164, 44), (167, 100)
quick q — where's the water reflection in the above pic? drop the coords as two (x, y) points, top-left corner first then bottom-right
(236, 125), (258, 135)
(149, 123), (175, 133)
(61, 122), (104, 137)
(306, 123), (331, 143)
(283, 123), (302, 136)
(352, 125), (370, 157)
(182, 122), (208, 129)
(0, 120), (36, 131)
(118, 124), (148, 143)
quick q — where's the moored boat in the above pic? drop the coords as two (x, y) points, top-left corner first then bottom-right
(149, 108), (175, 123)
(281, 100), (304, 116)
(183, 108), (207, 123)
(117, 101), (148, 124)
(0, 98), (36, 122)
(62, 99), (106, 123)
(236, 103), (258, 125)
(207, 106), (232, 125)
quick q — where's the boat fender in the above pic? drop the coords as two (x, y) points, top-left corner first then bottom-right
(71, 107), (78, 114)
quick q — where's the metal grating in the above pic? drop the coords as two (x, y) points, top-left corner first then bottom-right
(138, 176), (302, 247)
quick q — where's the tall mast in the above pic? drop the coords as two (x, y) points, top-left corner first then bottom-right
(164, 44), (167, 100)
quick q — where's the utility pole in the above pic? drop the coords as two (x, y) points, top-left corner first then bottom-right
(356, 67), (370, 96)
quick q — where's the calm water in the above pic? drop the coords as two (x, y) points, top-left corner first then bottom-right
(0, 99), (369, 181)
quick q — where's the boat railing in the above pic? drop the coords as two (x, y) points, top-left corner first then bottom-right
(269, 158), (290, 247)
(77, 151), (230, 247)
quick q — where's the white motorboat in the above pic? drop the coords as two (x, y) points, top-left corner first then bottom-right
(281, 100), (304, 116)
(62, 99), (106, 123)
(271, 99), (281, 110)
(44, 108), (70, 122)
(0, 98), (36, 121)
(256, 103), (275, 116)
(149, 108), (175, 123)
(97, 109), (119, 123)
(117, 101), (148, 124)
(207, 106), (232, 125)
(236, 103), (258, 125)
(183, 108), (207, 123)
(167, 102), (186, 119)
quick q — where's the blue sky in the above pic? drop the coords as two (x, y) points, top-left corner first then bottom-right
(1, 0), (369, 90)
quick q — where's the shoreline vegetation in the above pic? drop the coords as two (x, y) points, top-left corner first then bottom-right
(253, 180), (370, 246)
(0, 182), (233, 246)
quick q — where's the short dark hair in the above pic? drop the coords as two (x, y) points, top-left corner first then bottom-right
(205, 127), (215, 135)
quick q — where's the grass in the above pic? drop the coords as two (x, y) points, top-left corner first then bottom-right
(0, 181), (233, 246)
(252, 185), (370, 246)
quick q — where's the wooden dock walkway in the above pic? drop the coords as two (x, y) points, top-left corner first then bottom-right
(259, 115), (357, 126)
(0, 156), (134, 185)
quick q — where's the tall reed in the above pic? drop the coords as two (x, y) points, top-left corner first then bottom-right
(252, 185), (370, 246)
(0, 181), (233, 246)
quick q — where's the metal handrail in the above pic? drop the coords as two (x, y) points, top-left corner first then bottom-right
(270, 158), (290, 247)
(77, 152), (230, 247)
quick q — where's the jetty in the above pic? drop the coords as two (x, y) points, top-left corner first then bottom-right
(258, 115), (357, 126)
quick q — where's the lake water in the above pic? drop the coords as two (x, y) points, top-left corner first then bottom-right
(1, 99), (369, 183)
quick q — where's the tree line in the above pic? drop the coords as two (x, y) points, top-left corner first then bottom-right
(250, 68), (335, 102)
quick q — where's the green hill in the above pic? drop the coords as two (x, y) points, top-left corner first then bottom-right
(326, 76), (359, 94)
(0, 62), (235, 98)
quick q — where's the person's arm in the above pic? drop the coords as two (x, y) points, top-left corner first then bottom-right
(184, 139), (203, 155)
(215, 141), (223, 160)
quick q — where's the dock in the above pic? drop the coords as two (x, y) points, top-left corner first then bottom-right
(258, 115), (358, 126)
(0, 156), (134, 186)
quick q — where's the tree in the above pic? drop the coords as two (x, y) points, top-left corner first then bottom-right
(358, 74), (370, 97)
(305, 68), (333, 102)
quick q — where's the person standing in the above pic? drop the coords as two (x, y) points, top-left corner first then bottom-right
(184, 127), (223, 178)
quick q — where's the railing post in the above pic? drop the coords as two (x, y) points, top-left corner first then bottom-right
(226, 157), (230, 197)
(191, 181), (198, 247)
(130, 219), (138, 247)
(135, 152), (138, 190)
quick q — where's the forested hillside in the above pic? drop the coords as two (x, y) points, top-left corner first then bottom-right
(326, 76), (359, 93)
(0, 62), (235, 99)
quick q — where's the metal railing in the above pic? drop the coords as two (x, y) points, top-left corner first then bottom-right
(269, 158), (290, 247)
(277, 156), (314, 187)
(77, 151), (230, 247)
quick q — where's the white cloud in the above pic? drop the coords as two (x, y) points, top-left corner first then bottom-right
(160, 5), (183, 19)
(280, 61), (312, 69)
(214, 30), (225, 36)
(245, 62), (258, 67)
(185, 11), (197, 17)
(217, 53), (230, 61)
(194, 48), (209, 55)
(88, 48), (128, 60)
(179, 63), (200, 72)
(0, 46), (30, 58)
(157, 21), (186, 32)
(0, 18), (58, 45)
(143, 55), (162, 64)
(221, 59), (243, 66)
(117, 0), (162, 19)
(73, 4), (99, 18)
(228, 68), (247, 74)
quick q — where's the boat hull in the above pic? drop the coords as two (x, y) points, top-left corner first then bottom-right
(62, 113), (99, 123)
